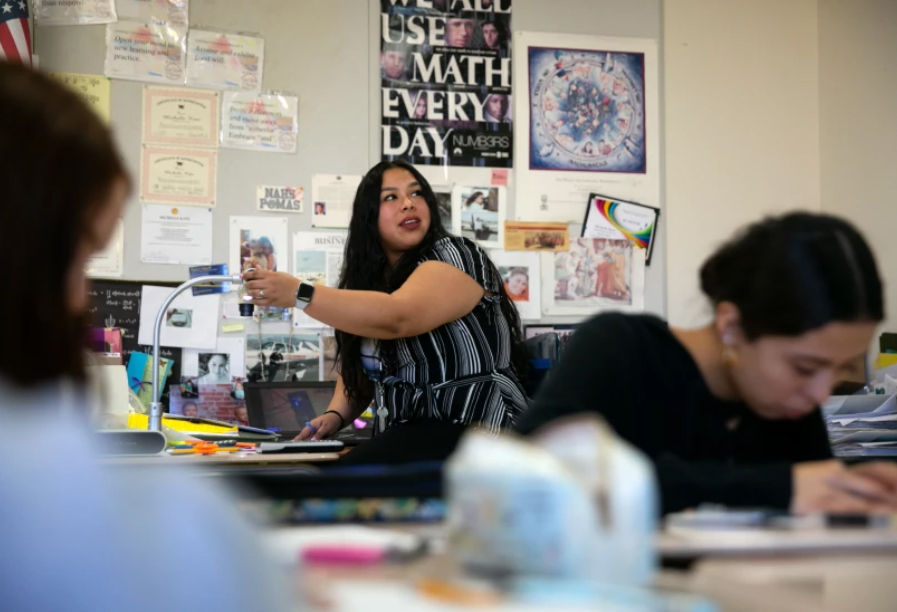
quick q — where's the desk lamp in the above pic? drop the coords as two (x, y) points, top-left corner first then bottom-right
(148, 273), (253, 432)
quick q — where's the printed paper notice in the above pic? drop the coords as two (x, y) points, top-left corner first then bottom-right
(257, 185), (303, 213)
(86, 218), (123, 278)
(220, 92), (298, 153)
(117, 0), (188, 27)
(186, 30), (264, 91)
(137, 285), (220, 350)
(140, 204), (213, 265)
(34, 0), (116, 25)
(105, 21), (187, 85)
(292, 231), (347, 328)
(143, 86), (219, 148)
(504, 221), (570, 251)
(311, 174), (361, 229)
(140, 146), (217, 207)
(51, 73), (111, 122)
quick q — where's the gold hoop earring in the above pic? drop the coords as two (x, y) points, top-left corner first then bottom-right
(722, 345), (738, 366)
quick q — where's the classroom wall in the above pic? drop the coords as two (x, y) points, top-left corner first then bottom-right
(819, 0), (897, 332)
(34, 0), (666, 320)
(663, 0), (822, 327)
(34, 0), (371, 284)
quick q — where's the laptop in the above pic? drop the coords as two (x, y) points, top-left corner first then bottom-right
(244, 381), (373, 446)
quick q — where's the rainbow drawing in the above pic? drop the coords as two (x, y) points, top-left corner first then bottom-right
(592, 198), (654, 249)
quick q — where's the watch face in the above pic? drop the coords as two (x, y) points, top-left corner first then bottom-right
(298, 282), (315, 302)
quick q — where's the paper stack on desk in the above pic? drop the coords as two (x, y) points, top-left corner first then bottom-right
(823, 394), (897, 457)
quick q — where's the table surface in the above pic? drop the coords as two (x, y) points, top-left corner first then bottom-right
(265, 522), (897, 612)
(101, 451), (341, 467)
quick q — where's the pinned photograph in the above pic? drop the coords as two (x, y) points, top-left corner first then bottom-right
(541, 238), (645, 315)
(452, 185), (506, 249)
(165, 308), (193, 328)
(197, 353), (231, 385)
(432, 185), (453, 235)
(490, 249), (541, 320)
(229, 216), (289, 277)
(179, 376), (199, 399)
(245, 332), (321, 383)
(182, 337), (246, 386)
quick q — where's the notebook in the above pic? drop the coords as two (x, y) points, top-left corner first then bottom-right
(244, 381), (373, 446)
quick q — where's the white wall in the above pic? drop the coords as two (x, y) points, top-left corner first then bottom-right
(819, 0), (897, 331)
(663, 0), (822, 327)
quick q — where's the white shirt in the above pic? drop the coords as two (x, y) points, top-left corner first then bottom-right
(0, 379), (294, 612)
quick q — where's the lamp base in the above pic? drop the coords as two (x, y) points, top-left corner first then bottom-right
(92, 429), (167, 456)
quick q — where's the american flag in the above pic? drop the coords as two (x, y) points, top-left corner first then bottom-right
(0, 0), (31, 66)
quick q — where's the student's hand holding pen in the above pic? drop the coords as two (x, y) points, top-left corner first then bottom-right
(792, 460), (897, 514)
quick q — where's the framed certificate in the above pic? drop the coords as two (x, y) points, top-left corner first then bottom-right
(139, 146), (218, 207)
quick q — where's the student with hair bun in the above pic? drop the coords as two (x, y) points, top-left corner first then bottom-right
(516, 212), (897, 515)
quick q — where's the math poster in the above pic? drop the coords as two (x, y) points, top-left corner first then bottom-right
(380, 0), (513, 168)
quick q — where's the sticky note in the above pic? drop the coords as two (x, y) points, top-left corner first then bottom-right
(491, 169), (508, 186)
(221, 323), (245, 333)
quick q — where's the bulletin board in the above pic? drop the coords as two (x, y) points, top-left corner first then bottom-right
(34, 0), (665, 324)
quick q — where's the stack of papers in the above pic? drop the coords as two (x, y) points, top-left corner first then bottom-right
(823, 394), (897, 457)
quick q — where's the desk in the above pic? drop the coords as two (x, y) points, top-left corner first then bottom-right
(659, 525), (897, 559)
(101, 451), (340, 469)
(263, 523), (897, 612)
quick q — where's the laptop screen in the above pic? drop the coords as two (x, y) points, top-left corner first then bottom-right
(244, 382), (336, 435)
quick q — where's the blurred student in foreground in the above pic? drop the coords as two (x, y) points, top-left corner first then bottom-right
(517, 213), (897, 515)
(0, 61), (291, 611)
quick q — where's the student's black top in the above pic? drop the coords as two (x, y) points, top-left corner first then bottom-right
(514, 313), (833, 514)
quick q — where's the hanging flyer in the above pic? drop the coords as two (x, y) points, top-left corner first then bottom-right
(311, 174), (361, 229)
(220, 92), (298, 153)
(117, 0), (188, 28)
(105, 21), (187, 85)
(582, 194), (659, 264)
(257, 185), (304, 213)
(380, 0), (513, 168)
(51, 73), (111, 123)
(504, 221), (569, 251)
(137, 285), (220, 350)
(140, 146), (218, 207)
(186, 30), (264, 91)
(140, 204), (213, 266)
(291, 231), (347, 327)
(33, 0), (116, 25)
(143, 86), (220, 148)
(86, 218), (124, 278)
(513, 31), (660, 223)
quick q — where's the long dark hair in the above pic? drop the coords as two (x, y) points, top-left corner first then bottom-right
(700, 212), (884, 339)
(336, 160), (528, 408)
(0, 62), (127, 388)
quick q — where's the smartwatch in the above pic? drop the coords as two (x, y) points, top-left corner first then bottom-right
(295, 281), (315, 310)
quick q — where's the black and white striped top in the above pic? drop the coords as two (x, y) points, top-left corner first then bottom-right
(363, 237), (528, 434)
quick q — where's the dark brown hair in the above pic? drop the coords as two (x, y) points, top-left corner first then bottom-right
(0, 62), (128, 388)
(700, 212), (884, 339)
